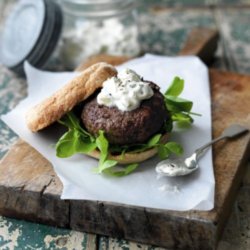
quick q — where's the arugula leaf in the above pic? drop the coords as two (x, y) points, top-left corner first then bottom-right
(165, 142), (183, 156)
(98, 160), (118, 173)
(176, 120), (192, 129)
(147, 134), (162, 147)
(157, 142), (183, 159)
(165, 95), (193, 113)
(165, 76), (184, 96)
(105, 163), (139, 177)
(96, 130), (109, 164)
(94, 131), (120, 174)
(163, 76), (198, 128)
(122, 163), (139, 175)
(164, 119), (173, 133)
(109, 133), (162, 155)
(171, 112), (193, 128)
(59, 112), (94, 139)
(56, 129), (96, 158)
(56, 130), (76, 157)
(171, 112), (193, 122)
(59, 112), (79, 130)
(75, 137), (96, 153)
(157, 144), (170, 160)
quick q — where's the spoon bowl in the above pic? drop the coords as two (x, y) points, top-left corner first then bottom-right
(156, 158), (197, 177)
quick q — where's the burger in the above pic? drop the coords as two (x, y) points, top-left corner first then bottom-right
(26, 62), (194, 176)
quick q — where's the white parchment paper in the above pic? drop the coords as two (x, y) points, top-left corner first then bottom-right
(1, 54), (214, 211)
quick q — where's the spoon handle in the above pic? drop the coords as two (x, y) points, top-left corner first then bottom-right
(195, 124), (249, 157)
(195, 135), (226, 157)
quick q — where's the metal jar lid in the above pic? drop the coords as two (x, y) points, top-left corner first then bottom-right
(0, 0), (63, 75)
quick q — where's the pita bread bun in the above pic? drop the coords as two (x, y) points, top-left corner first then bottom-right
(26, 62), (117, 132)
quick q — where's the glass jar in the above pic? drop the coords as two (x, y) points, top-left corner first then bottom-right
(53, 0), (140, 70)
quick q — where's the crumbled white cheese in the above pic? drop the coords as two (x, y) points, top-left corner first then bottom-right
(97, 68), (154, 111)
(57, 18), (140, 69)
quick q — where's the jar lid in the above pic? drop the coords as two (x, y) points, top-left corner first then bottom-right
(0, 0), (63, 75)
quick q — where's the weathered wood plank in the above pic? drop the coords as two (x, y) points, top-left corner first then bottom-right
(214, 8), (250, 73)
(0, 215), (97, 249)
(0, 140), (69, 227)
(139, 8), (216, 56)
(98, 236), (167, 249)
(179, 27), (219, 64)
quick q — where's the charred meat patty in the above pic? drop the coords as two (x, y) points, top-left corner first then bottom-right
(81, 82), (169, 145)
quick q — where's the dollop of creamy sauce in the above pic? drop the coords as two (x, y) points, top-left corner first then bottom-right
(97, 68), (154, 111)
(155, 159), (195, 177)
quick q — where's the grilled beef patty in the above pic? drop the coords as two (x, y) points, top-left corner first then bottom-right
(81, 82), (169, 145)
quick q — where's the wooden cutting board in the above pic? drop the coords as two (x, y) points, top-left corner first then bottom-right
(0, 28), (250, 250)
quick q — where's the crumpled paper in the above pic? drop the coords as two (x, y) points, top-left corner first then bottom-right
(1, 54), (214, 211)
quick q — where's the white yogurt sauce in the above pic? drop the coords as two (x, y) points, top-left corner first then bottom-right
(97, 68), (154, 111)
(155, 159), (195, 177)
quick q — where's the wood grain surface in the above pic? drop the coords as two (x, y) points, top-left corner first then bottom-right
(0, 28), (250, 249)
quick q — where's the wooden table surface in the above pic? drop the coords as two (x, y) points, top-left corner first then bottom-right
(1, 0), (250, 249)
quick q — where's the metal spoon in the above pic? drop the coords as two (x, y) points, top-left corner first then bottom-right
(155, 124), (249, 177)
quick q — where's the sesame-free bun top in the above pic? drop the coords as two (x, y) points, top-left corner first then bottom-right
(25, 62), (117, 132)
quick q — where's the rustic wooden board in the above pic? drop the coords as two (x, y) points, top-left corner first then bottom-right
(0, 28), (250, 249)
